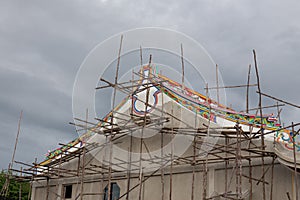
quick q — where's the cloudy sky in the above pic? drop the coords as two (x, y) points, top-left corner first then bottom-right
(1, 0), (300, 170)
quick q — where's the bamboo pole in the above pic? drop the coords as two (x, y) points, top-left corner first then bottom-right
(253, 49), (266, 200)
(269, 155), (275, 200)
(107, 34), (123, 200)
(235, 124), (242, 199)
(191, 111), (197, 200)
(27, 159), (35, 200)
(269, 113), (276, 200)
(160, 72), (165, 200)
(224, 135), (229, 198)
(160, 125), (165, 200)
(240, 103), (285, 113)
(276, 102), (282, 126)
(138, 54), (151, 200)
(257, 91), (300, 109)
(202, 83), (210, 200)
(205, 84), (257, 90)
(46, 167), (50, 200)
(79, 141), (87, 199)
(202, 160), (208, 200)
(248, 122), (253, 200)
(76, 109), (88, 200)
(1, 110), (23, 197)
(249, 159), (253, 200)
(11, 110), (23, 170)
(181, 43), (185, 90)
(126, 69), (135, 200)
(117, 159), (171, 200)
(238, 126), (242, 198)
(246, 64), (251, 113)
(216, 64), (220, 104)
(169, 103), (174, 200)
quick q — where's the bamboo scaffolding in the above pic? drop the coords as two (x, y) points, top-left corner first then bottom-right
(10, 49), (300, 200)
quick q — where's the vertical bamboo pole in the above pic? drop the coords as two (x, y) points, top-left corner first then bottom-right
(107, 35), (123, 200)
(126, 138), (132, 200)
(77, 154), (81, 176)
(79, 109), (88, 200)
(11, 110), (23, 170)
(276, 102), (282, 126)
(180, 43), (185, 90)
(225, 135), (229, 198)
(246, 64), (251, 113)
(249, 159), (253, 200)
(169, 103), (174, 200)
(58, 151), (63, 178)
(138, 54), (151, 200)
(269, 155), (275, 200)
(27, 165), (33, 200)
(202, 83), (209, 200)
(160, 124), (165, 200)
(126, 69), (135, 200)
(79, 147), (86, 200)
(253, 49), (266, 200)
(160, 72), (165, 200)
(27, 158), (37, 200)
(238, 127), (242, 198)
(34, 158), (37, 175)
(235, 125), (239, 199)
(46, 167), (50, 200)
(191, 111), (197, 200)
(216, 64), (220, 104)
(269, 112), (276, 200)
(202, 160), (207, 200)
(235, 124), (242, 199)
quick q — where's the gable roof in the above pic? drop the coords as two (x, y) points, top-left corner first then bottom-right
(39, 65), (286, 166)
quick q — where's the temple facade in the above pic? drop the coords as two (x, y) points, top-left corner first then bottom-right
(31, 66), (300, 200)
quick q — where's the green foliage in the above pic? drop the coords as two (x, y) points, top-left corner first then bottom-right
(0, 171), (30, 200)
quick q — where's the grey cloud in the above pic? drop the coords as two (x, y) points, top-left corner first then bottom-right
(1, 0), (300, 170)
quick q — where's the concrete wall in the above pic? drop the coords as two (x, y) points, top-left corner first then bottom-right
(31, 163), (300, 200)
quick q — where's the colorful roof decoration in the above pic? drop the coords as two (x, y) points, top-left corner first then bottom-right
(40, 65), (298, 167)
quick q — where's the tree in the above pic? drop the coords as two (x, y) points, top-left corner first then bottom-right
(0, 170), (30, 200)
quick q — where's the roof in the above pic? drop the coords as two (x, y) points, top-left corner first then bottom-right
(39, 65), (289, 166)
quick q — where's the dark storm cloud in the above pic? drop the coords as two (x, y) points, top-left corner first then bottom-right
(1, 0), (300, 169)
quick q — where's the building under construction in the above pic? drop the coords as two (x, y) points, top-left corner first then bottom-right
(2, 48), (300, 200)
